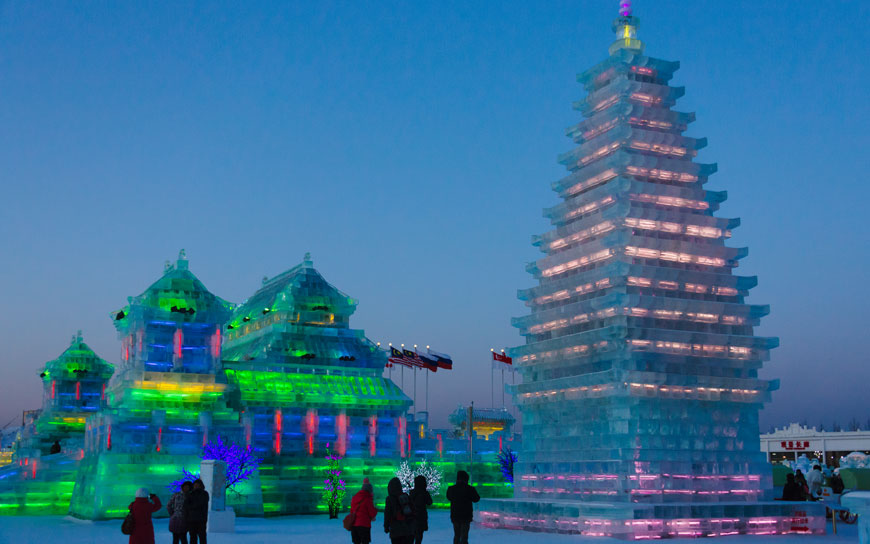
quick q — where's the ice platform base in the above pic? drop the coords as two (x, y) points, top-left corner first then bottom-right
(207, 508), (236, 533)
(478, 498), (826, 539)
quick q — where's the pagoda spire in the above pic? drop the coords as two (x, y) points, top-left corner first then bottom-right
(176, 248), (189, 270)
(609, 0), (644, 55)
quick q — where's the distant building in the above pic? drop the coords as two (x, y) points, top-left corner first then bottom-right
(761, 423), (870, 467)
(0, 431), (14, 467)
(448, 406), (515, 441)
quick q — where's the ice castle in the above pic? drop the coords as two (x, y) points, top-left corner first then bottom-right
(65, 251), (414, 518)
(478, 2), (825, 538)
(69, 251), (248, 519)
(220, 253), (413, 515)
(0, 251), (514, 518)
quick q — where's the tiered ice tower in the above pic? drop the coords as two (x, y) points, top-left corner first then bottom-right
(478, 2), (824, 538)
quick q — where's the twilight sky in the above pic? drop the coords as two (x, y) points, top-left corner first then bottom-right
(0, 1), (867, 432)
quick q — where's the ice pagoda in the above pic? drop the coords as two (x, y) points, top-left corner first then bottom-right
(221, 253), (412, 515)
(478, 2), (824, 538)
(69, 251), (252, 519)
(0, 334), (113, 515)
(26, 332), (114, 453)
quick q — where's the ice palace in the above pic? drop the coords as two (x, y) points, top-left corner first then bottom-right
(0, 252), (514, 519)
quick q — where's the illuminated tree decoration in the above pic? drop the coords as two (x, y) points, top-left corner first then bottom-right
(321, 442), (346, 519)
(497, 447), (518, 484)
(169, 436), (261, 494)
(396, 460), (415, 493)
(395, 459), (443, 496)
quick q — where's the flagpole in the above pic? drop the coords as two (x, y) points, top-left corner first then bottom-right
(502, 367), (505, 409)
(468, 401), (474, 482)
(490, 349), (495, 409)
(512, 364), (517, 420)
(414, 365), (417, 414)
(491, 361), (494, 409)
(426, 367), (429, 412)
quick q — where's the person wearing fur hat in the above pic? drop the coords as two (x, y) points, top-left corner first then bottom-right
(350, 477), (378, 544)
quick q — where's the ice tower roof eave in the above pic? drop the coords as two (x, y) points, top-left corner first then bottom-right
(578, 52), (679, 88)
(40, 333), (114, 378)
(227, 257), (358, 327)
(111, 252), (234, 332)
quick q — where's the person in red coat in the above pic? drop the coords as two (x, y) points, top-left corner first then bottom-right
(350, 478), (378, 544)
(128, 487), (163, 544)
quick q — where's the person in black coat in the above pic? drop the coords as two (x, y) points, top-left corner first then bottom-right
(185, 479), (210, 544)
(782, 473), (805, 501)
(830, 470), (845, 494)
(409, 474), (433, 544)
(794, 469), (808, 496)
(446, 471), (480, 544)
(384, 477), (415, 544)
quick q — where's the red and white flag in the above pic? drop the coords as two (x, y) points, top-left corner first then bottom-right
(492, 351), (512, 365)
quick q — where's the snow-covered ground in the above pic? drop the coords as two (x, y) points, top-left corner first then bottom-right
(0, 511), (858, 544)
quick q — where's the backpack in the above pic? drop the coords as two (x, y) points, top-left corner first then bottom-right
(121, 512), (135, 535)
(395, 493), (414, 521)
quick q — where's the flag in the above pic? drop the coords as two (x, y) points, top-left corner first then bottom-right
(402, 349), (425, 368)
(492, 351), (513, 365)
(388, 346), (413, 368)
(428, 348), (453, 370)
(416, 351), (439, 372)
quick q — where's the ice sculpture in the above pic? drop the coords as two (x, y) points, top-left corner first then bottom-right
(68, 251), (253, 519)
(840, 453), (870, 470)
(1, 254), (515, 518)
(783, 454), (820, 474)
(220, 254), (413, 515)
(0, 333), (113, 515)
(478, 3), (825, 538)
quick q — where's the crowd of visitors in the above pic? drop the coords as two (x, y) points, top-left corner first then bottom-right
(123, 471), (482, 544)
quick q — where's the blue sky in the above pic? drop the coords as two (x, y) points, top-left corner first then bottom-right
(1, 1), (867, 431)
